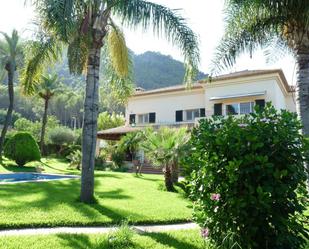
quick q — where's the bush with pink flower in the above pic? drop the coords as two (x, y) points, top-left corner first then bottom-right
(185, 104), (309, 249)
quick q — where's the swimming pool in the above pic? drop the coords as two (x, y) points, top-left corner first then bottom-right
(0, 173), (79, 184)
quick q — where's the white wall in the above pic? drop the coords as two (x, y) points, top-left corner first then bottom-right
(204, 76), (292, 115)
(126, 74), (296, 125)
(126, 89), (205, 125)
(285, 94), (297, 112)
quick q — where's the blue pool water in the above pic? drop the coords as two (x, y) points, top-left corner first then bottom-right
(0, 173), (79, 183)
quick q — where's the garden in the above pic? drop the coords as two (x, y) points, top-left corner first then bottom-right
(0, 0), (309, 248)
(1, 105), (309, 249)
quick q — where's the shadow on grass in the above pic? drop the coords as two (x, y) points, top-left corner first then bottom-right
(0, 175), (146, 229)
(133, 175), (162, 182)
(1, 164), (37, 172)
(55, 232), (202, 249)
(56, 234), (109, 249)
(96, 188), (132, 200)
(143, 232), (201, 249)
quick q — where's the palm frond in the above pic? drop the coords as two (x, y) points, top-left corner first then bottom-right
(107, 22), (129, 79)
(113, 0), (200, 84)
(101, 38), (134, 105)
(67, 34), (90, 75)
(211, 2), (286, 74)
(21, 34), (62, 95)
(30, 0), (80, 42)
(264, 37), (292, 64)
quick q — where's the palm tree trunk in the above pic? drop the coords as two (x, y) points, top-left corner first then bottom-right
(80, 47), (101, 203)
(40, 98), (49, 155)
(0, 63), (14, 159)
(171, 160), (179, 184)
(164, 164), (174, 192)
(295, 47), (309, 135)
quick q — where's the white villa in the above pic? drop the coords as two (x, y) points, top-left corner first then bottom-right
(98, 69), (295, 141)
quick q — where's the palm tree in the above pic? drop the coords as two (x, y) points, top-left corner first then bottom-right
(142, 127), (189, 192)
(22, 0), (200, 203)
(0, 30), (23, 160)
(36, 74), (59, 154)
(212, 0), (309, 135)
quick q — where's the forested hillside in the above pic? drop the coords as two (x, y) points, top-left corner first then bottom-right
(133, 51), (207, 89)
(48, 51), (207, 90)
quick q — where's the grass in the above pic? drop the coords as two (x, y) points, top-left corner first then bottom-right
(0, 157), (79, 175)
(0, 158), (192, 229)
(0, 229), (205, 249)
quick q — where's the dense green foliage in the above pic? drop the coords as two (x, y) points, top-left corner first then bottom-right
(67, 150), (82, 170)
(0, 109), (21, 126)
(97, 112), (125, 131)
(14, 116), (59, 143)
(4, 132), (41, 166)
(117, 131), (145, 160)
(185, 105), (309, 249)
(48, 127), (77, 147)
(142, 127), (189, 191)
(111, 148), (126, 168)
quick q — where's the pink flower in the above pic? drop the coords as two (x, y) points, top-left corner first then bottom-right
(201, 228), (209, 239)
(210, 193), (221, 201)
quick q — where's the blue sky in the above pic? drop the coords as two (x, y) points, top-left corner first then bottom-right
(0, 0), (296, 84)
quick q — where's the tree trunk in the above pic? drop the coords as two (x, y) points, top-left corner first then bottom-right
(295, 47), (309, 136)
(40, 98), (49, 155)
(0, 63), (15, 159)
(164, 164), (174, 192)
(80, 47), (101, 203)
(171, 160), (179, 184)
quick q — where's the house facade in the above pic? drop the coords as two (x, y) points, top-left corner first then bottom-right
(125, 69), (295, 128)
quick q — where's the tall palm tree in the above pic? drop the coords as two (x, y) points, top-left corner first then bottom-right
(0, 30), (23, 160)
(36, 74), (59, 154)
(212, 0), (309, 135)
(22, 0), (200, 203)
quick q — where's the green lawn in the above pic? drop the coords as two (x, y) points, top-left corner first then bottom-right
(0, 229), (205, 249)
(0, 158), (192, 229)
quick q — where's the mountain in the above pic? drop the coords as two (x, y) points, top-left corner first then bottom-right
(133, 51), (207, 90)
(1, 51), (207, 90)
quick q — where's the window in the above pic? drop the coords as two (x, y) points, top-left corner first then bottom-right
(137, 114), (149, 124)
(226, 102), (254, 115)
(185, 109), (200, 121)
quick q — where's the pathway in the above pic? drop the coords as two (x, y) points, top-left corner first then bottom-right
(0, 223), (198, 236)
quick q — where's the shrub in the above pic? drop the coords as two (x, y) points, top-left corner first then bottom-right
(14, 116), (59, 143)
(67, 150), (82, 170)
(48, 126), (76, 146)
(4, 132), (41, 166)
(61, 144), (82, 158)
(111, 148), (125, 168)
(185, 104), (309, 249)
(95, 149), (108, 168)
(107, 221), (134, 249)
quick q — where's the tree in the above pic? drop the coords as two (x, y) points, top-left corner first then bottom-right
(142, 127), (189, 191)
(23, 0), (200, 203)
(0, 30), (23, 160)
(36, 74), (59, 154)
(212, 0), (309, 136)
(97, 111), (125, 131)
